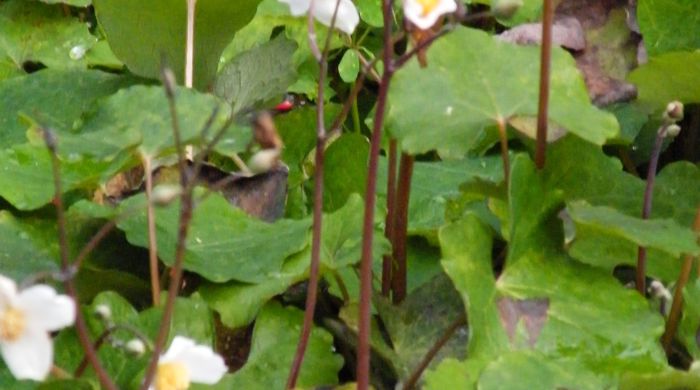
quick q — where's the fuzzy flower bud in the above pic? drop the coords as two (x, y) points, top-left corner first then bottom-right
(94, 304), (112, 321)
(663, 101), (684, 123)
(125, 339), (146, 356)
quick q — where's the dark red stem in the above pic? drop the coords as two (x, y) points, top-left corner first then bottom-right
(357, 0), (395, 387)
(391, 153), (413, 304)
(382, 139), (398, 297)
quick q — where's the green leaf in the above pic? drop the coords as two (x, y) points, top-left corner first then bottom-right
(499, 156), (667, 375)
(477, 351), (609, 390)
(679, 279), (700, 359)
(423, 358), (484, 390)
(200, 194), (390, 328)
(378, 154), (506, 237)
(0, 143), (126, 210)
(93, 0), (261, 89)
(0, 69), (135, 148)
(620, 369), (700, 390)
(39, 0), (91, 6)
(566, 201), (700, 272)
(116, 190), (310, 283)
(338, 49), (360, 83)
(0, 211), (58, 281)
(387, 27), (618, 158)
(637, 0), (700, 56)
(323, 133), (369, 212)
(0, 0), (97, 70)
(375, 273), (466, 380)
(79, 85), (238, 158)
(355, 0), (383, 27)
(628, 51), (700, 108)
(210, 302), (343, 389)
(440, 215), (508, 359)
(214, 35), (297, 114)
(199, 248), (310, 329)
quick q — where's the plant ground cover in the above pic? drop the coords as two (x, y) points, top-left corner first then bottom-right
(0, 0), (699, 389)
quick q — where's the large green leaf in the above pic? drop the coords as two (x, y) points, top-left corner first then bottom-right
(628, 51), (700, 108)
(375, 273), (467, 382)
(0, 0), (96, 71)
(200, 194), (390, 328)
(214, 35), (297, 114)
(0, 69), (135, 148)
(207, 302), (343, 389)
(377, 154), (505, 237)
(637, 0), (700, 56)
(387, 27), (619, 158)
(78, 85), (243, 159)
(116, 190), (310, 283)
(477, 351), (608, 390)
(0, 211), (58, 281)
(566, 201), (700, 272)
(0, 143), (127, 210)
(93, 0), (261, 89)
(679, 279), (700, 359)
(439, 216), (508, 360)
(323, 133), (369, 212)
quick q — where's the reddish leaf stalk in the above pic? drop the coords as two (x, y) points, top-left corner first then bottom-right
(391, 153), (413, 304)
(140, 70), (196, 390)
(43, 129), (117, 390)
(287, 2), (341, 387)
(357, 0), (395, 387)
(636, 129), (667, 294)
(535, 0), (554, 169)
(662, 206), (700, 351)
(382, 140), (398, 297)
(403, 314), (466, 389)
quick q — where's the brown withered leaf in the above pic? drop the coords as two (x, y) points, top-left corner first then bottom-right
(497, 297), (549, 348)
(556, 0), (639, 106)
(497, 17), (586, 51)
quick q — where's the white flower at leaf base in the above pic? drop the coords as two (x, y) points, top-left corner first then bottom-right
(151, 336), (227, 390)
(403, 0), (457, 30)
(278, 0), (360, 35)
(0, 274), (75, 381)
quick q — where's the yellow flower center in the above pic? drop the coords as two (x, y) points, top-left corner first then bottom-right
(416, 0), (441, 16)
(156, 362), (190, 390)
(0, 307), (26, 342)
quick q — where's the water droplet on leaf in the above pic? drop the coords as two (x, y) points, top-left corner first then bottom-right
(69, 45), (86, 60)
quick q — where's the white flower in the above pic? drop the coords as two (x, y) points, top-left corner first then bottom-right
(403, 0), (457, 30)
(151, 336), (227, 390)
(279, 0), (360, 35)
(0, 275), (75, 381)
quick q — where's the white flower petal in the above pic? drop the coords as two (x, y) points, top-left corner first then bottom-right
(403, 0), (457, 30)
(18, 285), (75, 332)
(177, 344), (227, 384)
(160, 335), (196, 363)
(279, 0), (312, 15)
(313, 0), (360, 34)
(0, 275), (17, 309)
(1, 326), (52, 381)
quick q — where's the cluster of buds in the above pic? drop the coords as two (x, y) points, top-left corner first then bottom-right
(660, 101), (684, 138)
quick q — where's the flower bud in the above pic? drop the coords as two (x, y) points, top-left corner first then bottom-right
(94, 304), (112, 321)
(493, 0), (523, 19)
(663, 101), (684, 123)
(151, 184), (182, 206)
(125, 339), (146, 356)
(664, 124), (682, 138)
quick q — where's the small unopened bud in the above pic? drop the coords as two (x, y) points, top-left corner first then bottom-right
(125, 339), (146, 356)
(161, 67), (177, 98)
(94, 304), (112, 321)
(151, 184), (182, 206)
(664, 124), (682, 138)
(663, 101), (684, 123)
(493, 0), (523, 18)
(247, 148), (281, 174)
